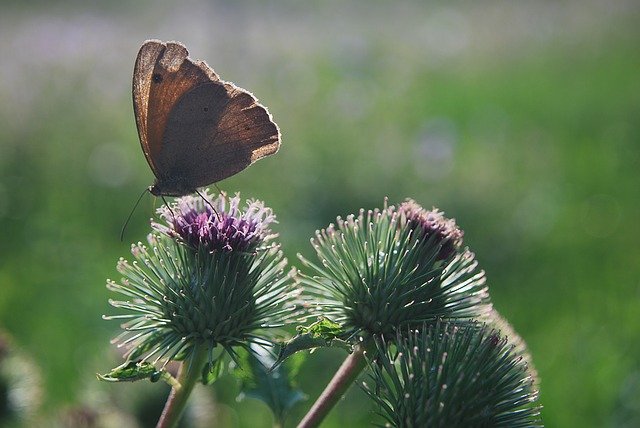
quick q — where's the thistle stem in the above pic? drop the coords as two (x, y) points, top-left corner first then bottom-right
(297, 343), (368, 428)
(156, 346), (208, 428)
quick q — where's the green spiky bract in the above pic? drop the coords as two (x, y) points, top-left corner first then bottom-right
(487, 309), (539, 386)
(364, 322), (542, 427)
(298, 201), (492, 341)
(105, 193), (299, 371)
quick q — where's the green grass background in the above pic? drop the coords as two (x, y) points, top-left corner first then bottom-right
(0, 1), (638, 426)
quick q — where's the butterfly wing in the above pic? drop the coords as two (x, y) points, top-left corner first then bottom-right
(132, 40), (218, 183)
(157, 81), (280, 191)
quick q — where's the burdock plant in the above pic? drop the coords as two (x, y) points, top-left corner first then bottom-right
(101, 191), (299, 427)
(100, 195), (542, 427)
(290, 199), (495, 427)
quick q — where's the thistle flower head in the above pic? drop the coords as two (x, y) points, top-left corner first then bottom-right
(363, 322), (542, 427)
(152, 190), (276, 253)
(106, 191), (298, 367)
(298, 199), (490, 340)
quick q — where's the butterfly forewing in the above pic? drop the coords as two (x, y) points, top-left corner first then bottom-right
(132, 40), (165, 177)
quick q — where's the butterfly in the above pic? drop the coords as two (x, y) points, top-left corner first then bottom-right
(132, 39), (280, 197)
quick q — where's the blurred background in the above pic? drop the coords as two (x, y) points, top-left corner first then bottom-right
(0, 0), (639, 426)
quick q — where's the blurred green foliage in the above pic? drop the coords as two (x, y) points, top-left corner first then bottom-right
(0, 1), (638, 426)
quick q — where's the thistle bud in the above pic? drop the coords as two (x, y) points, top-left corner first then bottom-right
(364, 322), (542, 427)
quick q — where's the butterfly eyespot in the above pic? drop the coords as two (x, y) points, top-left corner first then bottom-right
(152, 73), (163, 83)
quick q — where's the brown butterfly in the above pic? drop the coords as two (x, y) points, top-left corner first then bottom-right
(132, 39), (280, 197)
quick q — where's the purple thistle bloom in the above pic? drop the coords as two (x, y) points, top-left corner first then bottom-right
(152, 190), (277, 253)
(398, 199), (464, 261)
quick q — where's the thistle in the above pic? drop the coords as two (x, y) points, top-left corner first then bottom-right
(363, 322), (542, 427)
(103, 191), (299, 427)
(293, 199), (495, 428)
(298, 199), (491, 341)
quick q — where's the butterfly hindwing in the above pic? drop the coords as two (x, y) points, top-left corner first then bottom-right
(158, 82), (280, 190)
(216, 89), (281, 164)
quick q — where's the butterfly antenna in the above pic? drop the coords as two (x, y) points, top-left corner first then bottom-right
(121, 187), (151, 242)
(195, 188), (220, 221)
(160, 195), (177, 222)
(213, 183), (228, 202)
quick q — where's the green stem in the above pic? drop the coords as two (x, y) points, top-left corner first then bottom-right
(297, 343), (368, 428)
(156, 346), (208, 428)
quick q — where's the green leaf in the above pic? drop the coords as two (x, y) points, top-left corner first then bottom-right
(201, 356), (225, 385)
(273, 318), (351, 369)
(234, 346), (306, 426)
(97, 360), (161, 383)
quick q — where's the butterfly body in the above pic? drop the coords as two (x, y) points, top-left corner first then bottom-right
(133, 40), (280, 197)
